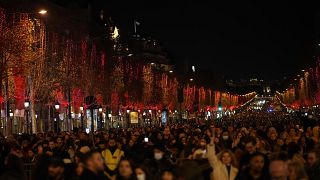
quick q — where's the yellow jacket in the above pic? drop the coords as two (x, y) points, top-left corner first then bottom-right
(101, 149), (124, 171)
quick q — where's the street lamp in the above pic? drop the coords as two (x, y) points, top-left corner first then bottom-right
(55, 102), (60, 132)
(98, 105), (103, 129)
(24, 100), (30, 134)
(9, 110), (13, 135)
(38, 9), (47, 15)
(80, 105), (84, 131)
(55, 102), (60, 110)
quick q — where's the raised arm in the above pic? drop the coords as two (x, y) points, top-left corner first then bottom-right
(207, 127), (222, 168)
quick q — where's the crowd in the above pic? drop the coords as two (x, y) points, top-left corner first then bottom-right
(1, 108), (320, 180)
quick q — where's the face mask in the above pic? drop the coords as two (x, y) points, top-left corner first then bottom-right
(154, 152), (163, 160)
(222, 136), (229, 140)
(137, 174), (146, 180)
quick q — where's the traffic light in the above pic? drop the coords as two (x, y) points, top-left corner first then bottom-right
(218, 101), (222, 111)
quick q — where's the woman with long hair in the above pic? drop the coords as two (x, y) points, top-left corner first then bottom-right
(113, 158), (137, 180)
(207, 129), (238, 180)
(287, 160), (308, 180)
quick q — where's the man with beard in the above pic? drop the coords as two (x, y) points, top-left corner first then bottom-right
(101, 138), (124, 176)
(236, 152), (270, 180)
(80, 150), (105, 180)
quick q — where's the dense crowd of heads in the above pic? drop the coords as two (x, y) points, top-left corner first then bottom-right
(1, 109), (320, 180)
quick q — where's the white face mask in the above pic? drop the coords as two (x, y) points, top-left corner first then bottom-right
(222, 136), (229, 140)
(137, 173), (146, 180)
(154, 152), (163, 160)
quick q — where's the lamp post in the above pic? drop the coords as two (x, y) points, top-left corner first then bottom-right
(55, 102), (60, 133)
(126, 109), (130, 128)
(9, 110), (13, 135)
(98, 105), (103, 129)
(80, 105), (84, 131)
(24, 100), (30, 134)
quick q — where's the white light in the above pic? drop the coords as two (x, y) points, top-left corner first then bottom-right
(108, 113), (112, 118)
(169, 70), (173, 73)
(143, 112), (146, 116)
(218, 107), (222, 111)
(138, 109), (141, 113)
(149, 110), (152, 113)
(71, 112), (75, 118)
(127, 109), (130, 113)
(35, 114), (38, 119)
(192, 66), (195, 72)
(151, 62), (155, 65)
(80, 106), (84, 111)
(305, 112), (308, 116)
(9, 112), (13, 117)
(99, 108), (103, 113)
(190, 78), (194, 82)
(55, 104), (60, 110)
(24, 101), (30, 108)
(128, 53), (133, 57)
(38, 9), (47, 15)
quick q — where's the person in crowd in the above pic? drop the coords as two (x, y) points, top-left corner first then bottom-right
(287, 160), (308, 180)
(160, 169), (177, 180)
(47, 156), (65, 180)
(269, 159), (288, 180)
(305, 149), (320, 180)
(113, 158), (137, 180)
(192, 137), (208, 159)
(144, 143), (172, 179)
(235, 152), (269, 180)
(135, 165), (151, 180)
(239, 138), (258, 170)
(0, 148), (26, 180)
(80, 150), (106, 180)
(207, 128), (238, 180)
(102, 138), (125, 177)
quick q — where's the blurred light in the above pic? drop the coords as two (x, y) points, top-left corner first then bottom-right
(9, 112), (13, 117)
(24, 100), (30, 108)
(127, 109), (130, 114)
(150, 62), (155, 65)
(38, 9), (47, 15)
(35, 114), (38, 119)
(108, 113), (112, 118)
(301, 70), (305, 72)
(99, 106), (103, 113)
(112, 26), (119, 39)
(192, 66), (196, 72)
(169, 70), (173, 73)
(190, 78), (194, 82)
(149, 109), (152, 113)
(55, 102), (60, 110)
(80, 106), (84, 111)
(128, 53), (133, 57)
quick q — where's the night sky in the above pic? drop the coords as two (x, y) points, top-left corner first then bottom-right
(103, 0), (316, 81)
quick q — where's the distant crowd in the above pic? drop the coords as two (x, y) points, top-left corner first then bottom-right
(1, 109), (320, 180)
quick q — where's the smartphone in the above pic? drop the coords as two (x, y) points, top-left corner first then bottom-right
(144, 137), (149, 142)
